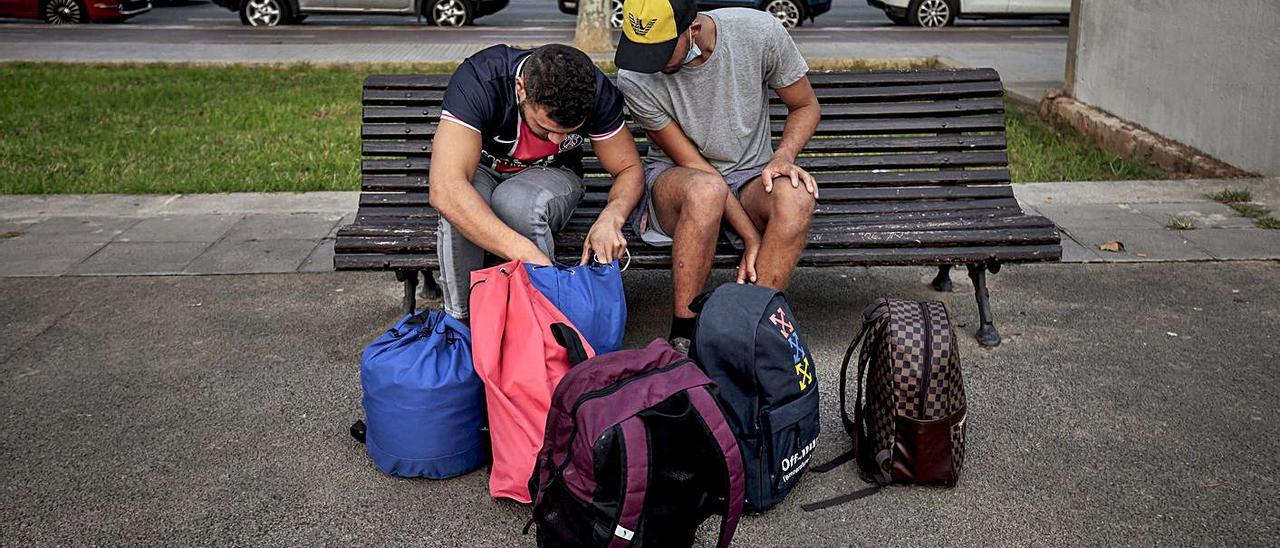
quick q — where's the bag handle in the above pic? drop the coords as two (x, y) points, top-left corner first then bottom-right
(550, 323), (590, 366)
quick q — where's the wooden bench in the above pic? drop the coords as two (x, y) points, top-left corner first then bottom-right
(335, 68), (1062, 346)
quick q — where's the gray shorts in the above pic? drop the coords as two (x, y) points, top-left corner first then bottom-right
(629, 161), (766, 247)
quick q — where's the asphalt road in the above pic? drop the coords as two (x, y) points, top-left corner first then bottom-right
(0, 0), (1063, 29)
(1, 262), (1277, 546)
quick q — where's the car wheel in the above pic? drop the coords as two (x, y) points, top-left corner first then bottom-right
(426, 0), (472, 27)
(762, 0), (803, 28)
(41, 0), (89, 24)
(609, 0), (623, 29)
(240, 0), (287, 26)
(908, 0), (955, 28)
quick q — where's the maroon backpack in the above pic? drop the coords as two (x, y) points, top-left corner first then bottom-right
(528, 334), (745, 548)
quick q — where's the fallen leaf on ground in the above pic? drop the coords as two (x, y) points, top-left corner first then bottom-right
(1099, 241), (1125, 252)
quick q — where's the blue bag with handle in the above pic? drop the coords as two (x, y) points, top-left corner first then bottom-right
(356, 309), (486, 479)
(525, 259), (627, 353)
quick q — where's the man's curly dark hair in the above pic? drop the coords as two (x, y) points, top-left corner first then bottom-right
(520, 44), (598, 129)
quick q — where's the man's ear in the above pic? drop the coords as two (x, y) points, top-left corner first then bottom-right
(515, 76), (526, 103)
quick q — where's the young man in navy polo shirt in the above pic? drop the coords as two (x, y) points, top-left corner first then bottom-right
(430, 44), (644, 321)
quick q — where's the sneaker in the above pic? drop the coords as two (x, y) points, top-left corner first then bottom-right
(669, 336), (691, 355)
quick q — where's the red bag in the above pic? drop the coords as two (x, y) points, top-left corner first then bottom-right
(469, 260), (595, 502)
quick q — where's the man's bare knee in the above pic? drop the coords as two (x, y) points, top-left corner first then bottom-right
(685, 172), (729, 209)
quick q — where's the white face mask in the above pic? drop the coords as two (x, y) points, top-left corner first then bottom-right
(682, 33), (701, 65)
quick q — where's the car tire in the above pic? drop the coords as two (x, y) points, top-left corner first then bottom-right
(40, 0), (89, 24)
(240, 0), (289, 26)
(425, 0), (472, 27)
(762, 0), (804, 28)
(907, 0), (956, 28)
(609, 0), (623, 29)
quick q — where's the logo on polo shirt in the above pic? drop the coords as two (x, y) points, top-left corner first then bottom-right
(559, 133), (583, 152)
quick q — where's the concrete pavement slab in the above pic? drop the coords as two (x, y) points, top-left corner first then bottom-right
(1034, 203), (1168, 231)
(68, 242), (210, 276)
(1062, 228), (1214, 262)
(1131, 202), (1258, 229)
(1013, 178), (1280, 208)
(184, 239), (321, 274)
(0, 240), (103, 276)
(1057, 235), (1104, 263)
(158, 192), (357, 216)
(115, 214), (242, 243)
(20, 216), (140, 243)
(0, 263), (1276, 546)
(0, 194), (176, 219)
(221, 214), (344, 242)
(299, 240), (335, 273)
(1180, 229), (1280, 260)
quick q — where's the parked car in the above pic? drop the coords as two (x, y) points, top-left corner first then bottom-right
(868, 0), (1069, 27)
(210, 0), (509, 27)
(558, 0), (832, 29)
(0, 0), (150, 23)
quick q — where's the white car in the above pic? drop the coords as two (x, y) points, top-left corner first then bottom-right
(867, 0), (1069, 27)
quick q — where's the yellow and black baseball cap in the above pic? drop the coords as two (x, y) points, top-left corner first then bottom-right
(614, 0), (699, 74)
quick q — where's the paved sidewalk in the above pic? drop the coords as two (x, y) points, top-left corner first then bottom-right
(0, 178), (1277, 277)
(2, 263), (1277, 545)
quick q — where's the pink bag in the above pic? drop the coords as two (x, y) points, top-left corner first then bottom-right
(469, 260), (595, 502)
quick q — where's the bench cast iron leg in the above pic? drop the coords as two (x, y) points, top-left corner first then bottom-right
(419, 269), (443, 301)
(931, 265), (954, 292)
(966, 263), (1001, 347)
(396, 270), (418, 316)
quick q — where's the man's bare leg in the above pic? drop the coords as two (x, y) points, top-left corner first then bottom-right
(737, 175), (815, 289)
(651, 167), (729, 318)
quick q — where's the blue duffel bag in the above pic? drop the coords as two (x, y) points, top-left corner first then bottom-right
(352, 309), (486, 479)
(525, 259), (627, 354)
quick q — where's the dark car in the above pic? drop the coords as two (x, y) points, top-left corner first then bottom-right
(210, 0), (509, 27)
(0, 0), (150, 23)
(559, 0), (831, 28)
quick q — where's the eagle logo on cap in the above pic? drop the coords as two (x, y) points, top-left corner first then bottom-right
(627, 13), (657, 36)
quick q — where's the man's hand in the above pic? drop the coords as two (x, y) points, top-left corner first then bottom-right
(514, 240), (552, 266)
(737, 236), (760, 284)
(761, 154), (818, 198)
(581, 211), (628, 265)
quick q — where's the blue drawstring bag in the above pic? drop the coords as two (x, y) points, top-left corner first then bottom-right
(525, 259), (627, 353)
(357, 310), (486, 479)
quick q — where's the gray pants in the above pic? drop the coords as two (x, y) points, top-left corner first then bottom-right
(438, 165), (584, 319)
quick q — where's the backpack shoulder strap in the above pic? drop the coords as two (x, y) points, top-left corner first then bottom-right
(608, 417), (650, 548)
(687, 387), (745, 548)
(811, 315), (877, 474)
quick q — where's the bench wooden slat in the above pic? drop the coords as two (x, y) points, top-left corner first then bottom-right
(363, 134), (1007, 158)
(358, 168), (1012, 192)
(335, 242), (1060, 271)
(361, 68), (1002, 92)
(361, 150), (1010, 176)
(357, 184), (1015, 210)
(361, 96), (1005, 125)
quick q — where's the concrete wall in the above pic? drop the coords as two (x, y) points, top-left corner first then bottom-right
(1068, 0), (1280, 175)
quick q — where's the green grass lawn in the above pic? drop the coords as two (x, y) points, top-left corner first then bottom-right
(0, 63), (1163, 194)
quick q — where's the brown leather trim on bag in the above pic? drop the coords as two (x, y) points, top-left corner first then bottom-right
(891, 407), (965, 486)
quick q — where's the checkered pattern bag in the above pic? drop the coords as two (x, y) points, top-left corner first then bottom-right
(803, 298), (967, 511)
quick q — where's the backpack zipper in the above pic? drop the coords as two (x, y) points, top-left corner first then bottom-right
(916, 302), (934, 419)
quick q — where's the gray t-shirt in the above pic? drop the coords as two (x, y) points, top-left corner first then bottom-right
(617, 8), (809, 175)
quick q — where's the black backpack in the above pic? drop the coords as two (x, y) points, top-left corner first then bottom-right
(690, 283), (820, 513)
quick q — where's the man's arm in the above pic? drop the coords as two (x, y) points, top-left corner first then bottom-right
(581, 129), (645, 265)
(649, 122), (762, 283)
(427, 120), (550, 265)
(763, 76), (821, 197)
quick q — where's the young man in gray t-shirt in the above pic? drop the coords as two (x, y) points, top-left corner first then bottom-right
(615, 0), (820, 347)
